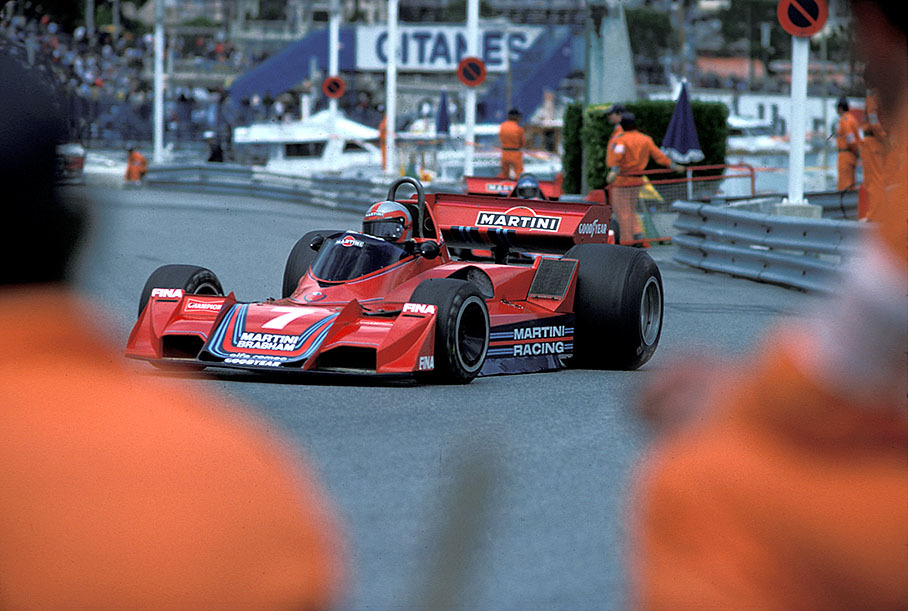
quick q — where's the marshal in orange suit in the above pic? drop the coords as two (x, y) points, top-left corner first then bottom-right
(834, 97), (862, 191)
(498, 107), (525, 179)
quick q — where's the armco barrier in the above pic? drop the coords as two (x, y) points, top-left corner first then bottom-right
(672, 201), (867, 292)
(145, 164), (391, 213)
(711, 190), (859, 220)
(145, 163), (465, 212)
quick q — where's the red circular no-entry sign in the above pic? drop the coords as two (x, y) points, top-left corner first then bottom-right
(777, 0), (828, 37)
(322, 76), (346, 99)
(457, 57), (487, 88)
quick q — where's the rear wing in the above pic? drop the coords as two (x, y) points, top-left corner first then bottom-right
(464, 173), (564, 199)
(426, 190), (611, 255)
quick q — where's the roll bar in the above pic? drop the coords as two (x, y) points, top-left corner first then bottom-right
(387, 177), (426, 239)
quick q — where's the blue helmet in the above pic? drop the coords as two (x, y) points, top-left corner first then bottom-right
(515, 175), (541, 199)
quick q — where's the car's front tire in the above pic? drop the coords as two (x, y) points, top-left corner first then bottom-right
(138, 264), (224, 317)
(409, 278), (490, 384)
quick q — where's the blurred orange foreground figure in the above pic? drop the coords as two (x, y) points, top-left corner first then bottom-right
(0, 291), (346, 610)
(626, 0), (908, 608)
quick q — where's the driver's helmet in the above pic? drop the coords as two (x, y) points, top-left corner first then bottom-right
(515, 175), (542, 199)
(362, 200), (413, 242)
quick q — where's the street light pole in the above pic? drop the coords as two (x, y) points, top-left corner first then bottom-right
(385, 0), (399, 175)
(153, 0), (165, 163)
(112, 0), (121, 40)
(787, 35), (808, 204)
(328, 0), (340, 118)
(85, 0), (95, 40)
(464, 0), (479, 177)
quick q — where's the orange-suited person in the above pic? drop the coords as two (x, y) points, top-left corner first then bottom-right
(858, 88), (888, 219)
(378, 112), (387, 171)
(604, 103), (625, 157)
(1, 52), (346, 610)
(605, 113), (683, 245)
(124, 144), (147, 185)
(498, 107), (525, 179)
(626, 0), (908, 607)
(834, 96), (862, 191)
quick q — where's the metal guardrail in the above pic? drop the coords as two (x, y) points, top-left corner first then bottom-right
(671, 201), (867, 292)
(712, 190), (860, 220)
(145, 163), (464, 212)
(146, 163), (390, 213)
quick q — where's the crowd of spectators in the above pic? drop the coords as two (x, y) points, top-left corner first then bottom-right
(2, 8), (383, 151)
(1, 8), (254, 147)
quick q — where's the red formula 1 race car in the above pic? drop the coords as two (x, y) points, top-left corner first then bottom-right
(126, 177), (662, 383)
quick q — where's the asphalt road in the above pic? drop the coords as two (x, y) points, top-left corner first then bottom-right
(68, 181), (812, 610)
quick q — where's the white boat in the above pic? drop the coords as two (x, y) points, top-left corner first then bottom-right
(232, 110), (382, 174)
(727, 115), (791, 154)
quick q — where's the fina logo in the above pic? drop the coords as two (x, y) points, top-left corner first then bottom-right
(403, 302), (437, 315)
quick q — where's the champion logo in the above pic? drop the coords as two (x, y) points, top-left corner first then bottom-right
(184, 298), (222, 312)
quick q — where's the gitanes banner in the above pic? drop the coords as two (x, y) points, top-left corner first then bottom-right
(356, 24), (544, 73)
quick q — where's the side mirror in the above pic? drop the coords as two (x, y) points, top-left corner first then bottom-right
(309, 234), (325, 251)
(418, 241), (440, 260)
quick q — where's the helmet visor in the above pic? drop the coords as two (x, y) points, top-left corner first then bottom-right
(517, 186), (539, 198)
(363, 219), (404, 240)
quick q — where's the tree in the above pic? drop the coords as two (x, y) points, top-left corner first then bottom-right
(716, 0), (800, 89)
(626, 7), (673, 59)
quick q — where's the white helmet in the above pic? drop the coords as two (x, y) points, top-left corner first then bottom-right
(362, 201), (413, 242)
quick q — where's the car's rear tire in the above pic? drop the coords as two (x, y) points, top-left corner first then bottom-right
(138, 264), (224, 317)
(609, 217), (621, 246)
(409, 278), (490, 384)
(282, 230), (339, 298)
(566, 243), (663, 370)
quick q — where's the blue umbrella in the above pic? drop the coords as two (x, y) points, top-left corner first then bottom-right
(661, 80), (704, 164)
(435, 88), (450, 135)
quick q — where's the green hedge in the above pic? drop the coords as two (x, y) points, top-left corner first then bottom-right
(561, 102), (584, 194)
(561, 99), (729, 193)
